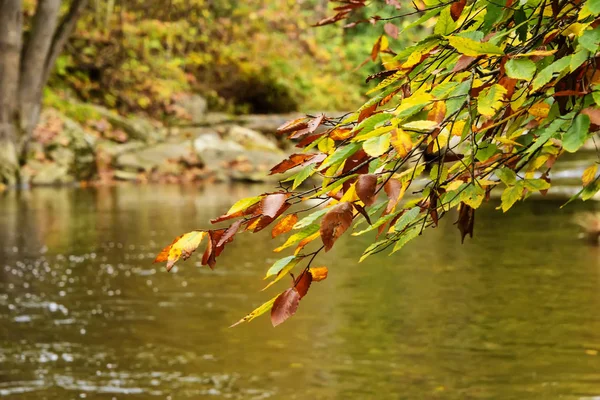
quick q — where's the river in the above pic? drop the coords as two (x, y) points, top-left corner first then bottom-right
(1, 184), (600, 399)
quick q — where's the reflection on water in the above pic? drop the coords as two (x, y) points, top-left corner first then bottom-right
(1, 184), (600, 399)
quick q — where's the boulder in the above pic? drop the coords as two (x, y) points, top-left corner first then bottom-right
(173, 94), (208, 123)
(115, 141), (195, 172)
(225, 125), (281, 152)
(30, 162), (74, 185)
(91, 105), (164, 143)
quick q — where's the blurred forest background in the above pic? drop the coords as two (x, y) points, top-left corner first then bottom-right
(3, 0), (429, 187)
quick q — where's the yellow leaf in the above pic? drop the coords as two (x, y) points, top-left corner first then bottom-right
(514, 50), (557, 57)
(430, 129), (449, 153)
(318, 137), (335, 154)
(403, 50), (423, 68)
(528, 102), (550, 118)
(583, 164), (598, 186)
(495, 137), (523, 147)
(294, 231), (320, 255)
(445, 180), (463, 191)
(402, 120), (438, 131)
(339, 182), (358, 203)
(154, 231), (207, 271)
(451, 120), (466, 136)
(477, 84), (507, 117)
(230, 294), (279, 327)
(391, 129), (413, 158)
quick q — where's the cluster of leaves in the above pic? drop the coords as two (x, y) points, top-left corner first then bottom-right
(43, 0), (424, 118)
(156, 0), (600, 326)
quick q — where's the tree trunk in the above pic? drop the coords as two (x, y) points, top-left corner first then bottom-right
(0, 0), (88, 184)
(0, 0), (23, 184)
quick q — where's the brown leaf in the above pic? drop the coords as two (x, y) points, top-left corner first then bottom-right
(427, 101), (446, 124)
(269, 154), (316, 175)
(271, 288), (301, 326)
(456, 202), (475, 243)
(358, 103), (377, 122)
(371, 35), (383, 61)
(289, 114), (325, 139)
(211, 202), (261, 224)
(384, 23), (399, 39)
(450, 0), (466, 20)
(202, 229), (229, 269)
(314, 11), (351, 26)
(272, 214), (298, 238)
(294, 269), (312, 298)
(260, 193), (290, 218)
(252, 203), (292, 233)
(353, 203), (372, 225)
(217, 220), (243, 247)
(366, 68), (399, 83)
(384, 178), (403, 214)
(356, 174), (378, 206)
(309, 266), (329, 282)
(276, 117), (309, 134)
(582, 107), (600, 127)
(452, 55), (476, 72)
(320, 202), (354, 251)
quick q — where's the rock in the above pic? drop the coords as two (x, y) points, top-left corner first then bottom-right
(238, 114), (302, 134)
(174, 94), (208, 123)
(30, 162), (74, 185)
(194, 132), (245, 155)
(92, 105), (164, 143)
(115, 141), (196, 172)
(113, 170), (140, 181)
(225, 125), (281, 152)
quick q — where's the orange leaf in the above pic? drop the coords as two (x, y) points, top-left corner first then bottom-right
(450, 0), (466, 20)
(154, 230), (206, 271)
(427, 101), (446, 124)
(294, 231), (320, 255)
(271, 288), (301, 327)
(269, 154), (317, 175)
(309, 266), (328, 282)
(276, 117), (309, 134)
(272, 214), (298, 238)
(294, 269), (312, 298)
(320, 202), (354, 251)
(330, 127), (354, 141)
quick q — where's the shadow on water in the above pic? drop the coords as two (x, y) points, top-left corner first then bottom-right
(1, 184), (600, 399)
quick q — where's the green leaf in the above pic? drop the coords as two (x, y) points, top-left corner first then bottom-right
(571, 49), (590, 72)
(579, 27), (600, 53)
(475, 143), (498, 162)
(483, 1), (503, 32)
(263, 257), (300, 291)
(275, 223), (320, 251)
(292, 165), (315, 190)
(505, 58), (536, 80)
(359, 239), (389, 262)
(434, 6), (456, 35)
(563, 114), (591, 153)
(294, 208), (328, 229)
(265, 256), (297, 279)
(525, 116), (570, 156)
(496, 167), (517, 185)
(393, 207), (420, 232)
(477, 84), (507, 117)
(363, 133), (391, 157)
(397, 9), (442, 36)
(523, 179), (550, 191)
(353, 113), (393, 136)
(227, 195), (263, 215)
(500, 182), (523, 212)
(353, 210), (402, 236)
(531, 56), (571, 91)
(390, 226), (421, 254)
(311, 174), (358, 198)
(460, 184), (485, 208)
(320, 143), (362, 170)
(446, 36), (504, 56)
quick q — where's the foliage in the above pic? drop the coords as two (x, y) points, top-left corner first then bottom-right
(155, 0), (600, 326)
(44, 0), (426, 117)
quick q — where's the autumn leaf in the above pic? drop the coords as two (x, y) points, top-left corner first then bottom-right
(320, 202), (354, 251)
(276, 117), (309, 134)
(294, 269), (312, 298)
(309, 266), (328, 282)
(154, 230), (206, 271)
(356, 174), (378, 206)
(456, 202), (475, 243)
(583, 164), (598, 186)
(272, 214), (298, 238)
(271, 288), (301, 327)
(269, 153), (318, 175)
(230, 294), (279, 327)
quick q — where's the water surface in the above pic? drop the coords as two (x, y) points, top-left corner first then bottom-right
(1, 184), (600, 399)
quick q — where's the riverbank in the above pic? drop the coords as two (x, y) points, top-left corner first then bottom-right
(9, 94), (321, 191)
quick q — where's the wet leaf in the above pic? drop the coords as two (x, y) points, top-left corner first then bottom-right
(320, 202), (354, 251)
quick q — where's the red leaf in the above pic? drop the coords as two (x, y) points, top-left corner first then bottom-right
(289, 114), (325, 139)
(271, 288), (301, 327)
(384, 23), (399, 39)
(371, 35), (383, 61)
(294, 269), (312, 298)
(260, 193), (290, 218)
(320, 202), (354, 251)
(314, 11), (351, 26)
(358, 104), (377, 123)
(202, 229), (229, 269)
(356, 174), (378, 206)
(252, 203), (292, 233)
(450, 0), (466, 21)
(452, 55), (477, 72)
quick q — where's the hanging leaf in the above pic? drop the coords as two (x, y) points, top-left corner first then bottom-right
(230, 294), (279, 327)
(309, 266), (329, 282)
(272, 214), (298, 238)
(154, 230), (206, 271)
(269, 154), (319, 175)
(456, 203), (475, 243)
(271, 288), (301, 327)
(294, 269), (313, 298)
(356, 174), (378, 206)
(446, 36), (504, 56)
(320, 202), (354, 251)
(477, 84), (507, 117)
